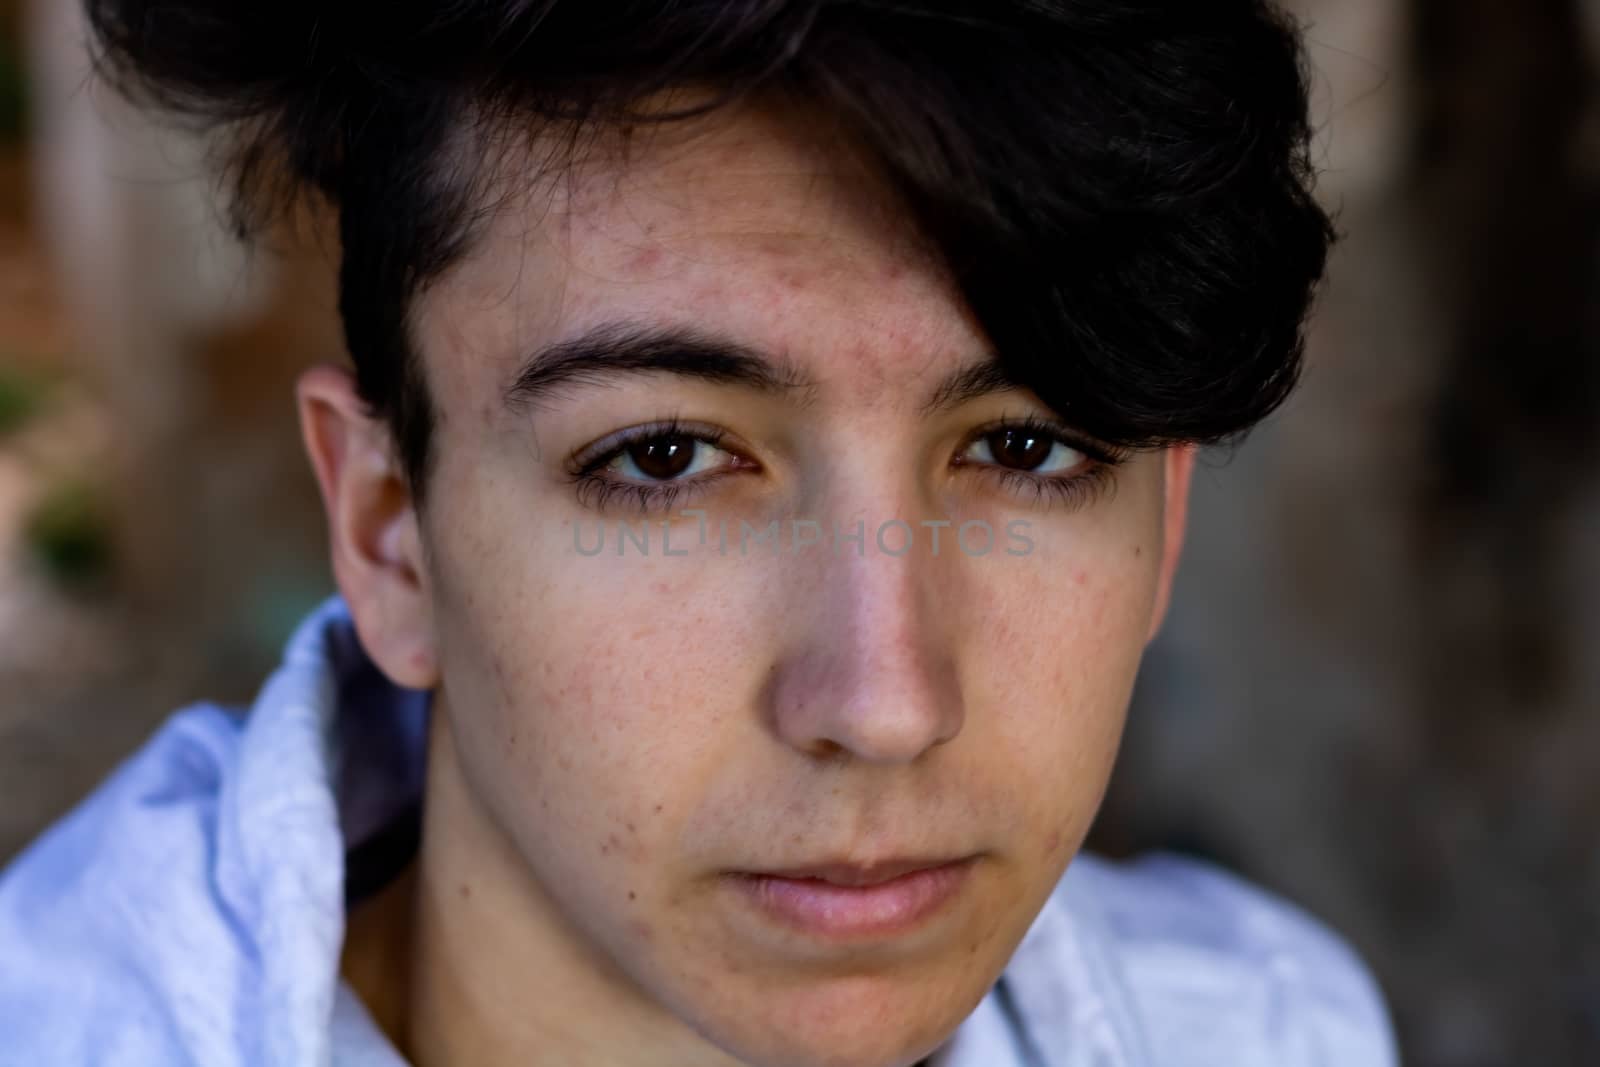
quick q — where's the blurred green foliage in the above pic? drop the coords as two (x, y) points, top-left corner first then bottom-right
(0, 363), (53, 438)
(24, 480), (114, 593)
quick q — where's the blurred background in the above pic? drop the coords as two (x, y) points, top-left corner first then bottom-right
(0, 1), (1595, 1064)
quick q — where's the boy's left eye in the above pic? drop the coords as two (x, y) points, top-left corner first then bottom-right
(961, 427), (1088, 476)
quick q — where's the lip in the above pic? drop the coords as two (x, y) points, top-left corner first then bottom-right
(727, 856), (976, 941)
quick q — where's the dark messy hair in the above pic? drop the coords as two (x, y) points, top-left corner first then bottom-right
(84, 0), (1335, 498)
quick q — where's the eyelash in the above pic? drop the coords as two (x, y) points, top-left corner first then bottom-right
(956, 413), (1126, 511)
(567, 415), (1126, 515)
(567, 418), (743, 514)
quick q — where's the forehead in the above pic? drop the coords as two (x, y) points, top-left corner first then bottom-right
(415, 102), (989, 411)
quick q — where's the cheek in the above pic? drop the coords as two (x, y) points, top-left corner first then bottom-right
(959, 532), (1163, 830)
(427, 498), (769, 877)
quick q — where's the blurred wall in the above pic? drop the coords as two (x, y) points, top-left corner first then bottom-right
(1098, 3), (1600, 1066)
(0, 0), (337, 858)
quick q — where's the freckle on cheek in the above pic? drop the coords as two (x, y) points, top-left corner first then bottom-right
(491, 657), (515, 710)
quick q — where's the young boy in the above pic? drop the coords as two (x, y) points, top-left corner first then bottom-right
(0, 2), (1399, 1064)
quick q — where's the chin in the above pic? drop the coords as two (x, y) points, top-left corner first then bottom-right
(717, 1031), (947, 1067)
(698, 971), (981, 1067)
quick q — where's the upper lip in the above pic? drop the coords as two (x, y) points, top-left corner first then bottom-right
(749, 856), (970, 887)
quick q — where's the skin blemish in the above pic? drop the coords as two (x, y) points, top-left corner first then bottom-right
(491, 656), (516, 711)
(629, 246), (664, 273)
(460, 883), (472, 900)
(775, 266), (816, 294)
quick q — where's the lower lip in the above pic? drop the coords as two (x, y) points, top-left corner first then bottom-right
(729, 860), (974, 941)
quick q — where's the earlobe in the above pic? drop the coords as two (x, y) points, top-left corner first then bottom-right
(297, 364), (440, 690)
(1146, 445), (1197, 644)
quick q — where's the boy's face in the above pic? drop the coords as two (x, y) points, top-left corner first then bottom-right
(311, 101), (1193, 1067)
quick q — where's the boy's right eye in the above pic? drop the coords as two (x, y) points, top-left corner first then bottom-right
(604, 433), (738, 483)
(568, 419), (757, 514)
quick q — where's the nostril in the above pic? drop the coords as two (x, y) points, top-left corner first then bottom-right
(810, 738), (846, 761)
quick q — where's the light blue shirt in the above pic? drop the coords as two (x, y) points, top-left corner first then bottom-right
(0, 597), (1399, 1065)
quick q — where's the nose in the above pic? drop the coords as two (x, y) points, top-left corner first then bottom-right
(762, 519), (966, 765)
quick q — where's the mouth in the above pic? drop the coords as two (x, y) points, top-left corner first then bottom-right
(725, 856), (978, 941)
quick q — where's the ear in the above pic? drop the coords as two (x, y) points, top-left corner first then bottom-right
(1146, 444), (1197, 644)
(297, 363), (439, 690)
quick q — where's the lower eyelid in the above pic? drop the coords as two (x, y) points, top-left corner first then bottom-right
(988, 464), (1117, 509)
(576, 476), (690, 514)
(575, 462), (747, 514)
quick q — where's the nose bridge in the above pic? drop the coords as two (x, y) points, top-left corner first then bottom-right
(763, 492), (966, 765)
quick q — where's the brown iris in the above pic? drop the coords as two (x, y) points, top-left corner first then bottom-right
(625, 435), (698, 480)
(985, 428), (1055, 471)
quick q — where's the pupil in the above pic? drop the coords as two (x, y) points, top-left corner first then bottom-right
(629, 435), (696, 480)
(990, 430), (1052, 471)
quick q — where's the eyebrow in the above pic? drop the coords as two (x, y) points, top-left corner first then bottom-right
(503, 323), (816, 411)
(919, 358), (1024, 416)
(502, 320), (1027, 414)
